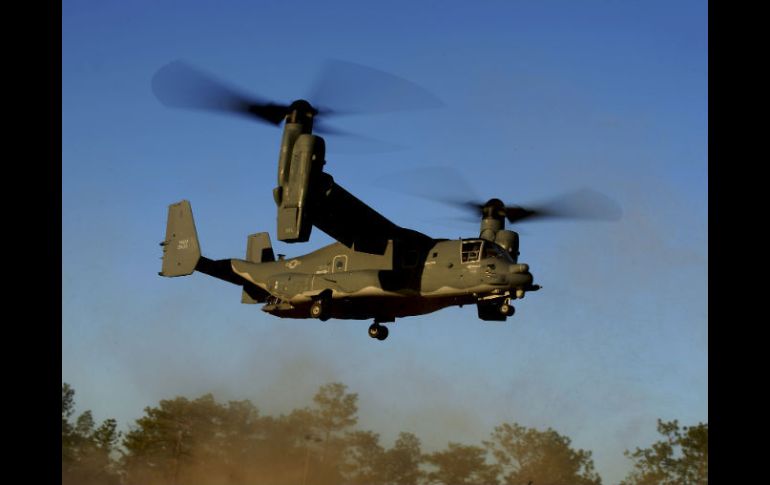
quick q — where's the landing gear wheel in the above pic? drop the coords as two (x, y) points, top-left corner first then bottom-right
(506, 305), (515, 317)
(368, 323), (389, 340)
(499, 303), (511, 316)
(310, 300), (327, 320)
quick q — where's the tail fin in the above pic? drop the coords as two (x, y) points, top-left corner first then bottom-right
(245, 232), (276, 263)
(160, 200), (201, 277)
(241, 232), (275, 304)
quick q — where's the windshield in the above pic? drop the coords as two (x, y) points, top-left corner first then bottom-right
(483, 241), (514, 263)
(462, 240), (513, 263)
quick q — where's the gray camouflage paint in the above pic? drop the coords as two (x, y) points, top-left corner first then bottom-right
(159, 103), (539, 328)
(161, 200), (533, 322)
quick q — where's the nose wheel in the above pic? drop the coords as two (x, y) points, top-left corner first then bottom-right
(499, 302), (515, 317)
(368, 323), (389, 341)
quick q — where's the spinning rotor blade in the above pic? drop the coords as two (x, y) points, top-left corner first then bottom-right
(307, 59), (444, 115)
(151, 61), (290, 125)
(312, 120), (355, 137)
(464, 189), (622, 224)
(374, 166), (621, 225)
(152, 59), (442, 128)
(506, 189), (622, 223)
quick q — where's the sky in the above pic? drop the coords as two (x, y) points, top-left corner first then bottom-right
(62, 1), (707, 483)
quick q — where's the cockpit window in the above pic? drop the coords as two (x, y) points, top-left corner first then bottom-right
(484, 244), (500, 259)
(462, 240), (514, 263)
(461, 240), (482, 263)
(494, 242), (514, 262)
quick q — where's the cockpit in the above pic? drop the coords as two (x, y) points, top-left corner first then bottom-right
(460, 239), (514, 263)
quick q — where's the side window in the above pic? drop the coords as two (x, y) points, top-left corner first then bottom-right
(461, 241), (482, 263)
(332, 255), (347, 273)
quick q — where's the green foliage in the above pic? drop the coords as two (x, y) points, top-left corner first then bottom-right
(620, 420), (708, 485)
(62, 383), (75, 420)
(62, 383), (76, 461)
(340, 430), (424, 485)
(119, 382), (361, 485)
(484, 422), (602, 485)
(65, 379), (707, 485)
(121, 394), (225, 483)
(381, 432), (424, 485)
(304, 382), (360, 484)
(75, 410), (95, 437)
(93, 418), (120, 452)
(61, 383), (121, 485)
(341, 430), (387, 485)
(424, 442), (500, 485)
(312, 382), (359, 439)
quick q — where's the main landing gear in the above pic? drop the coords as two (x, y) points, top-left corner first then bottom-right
(368, 323), (389, 340)
(368, 319), (392, 341)
(309, 297), (330, 321)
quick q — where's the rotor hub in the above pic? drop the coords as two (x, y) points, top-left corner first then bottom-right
(286, 99), (318, 124)
(482, 198), (506, 220)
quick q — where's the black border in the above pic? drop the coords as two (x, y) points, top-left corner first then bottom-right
(8, 0), (62, 481)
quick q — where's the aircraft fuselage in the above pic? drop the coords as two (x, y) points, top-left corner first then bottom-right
(229, 238), (533, 321)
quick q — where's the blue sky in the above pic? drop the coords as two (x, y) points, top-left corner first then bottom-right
(62, 1), (707, 482)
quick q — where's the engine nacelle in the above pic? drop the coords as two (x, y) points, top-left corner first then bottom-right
(479, 216), (503, 242)
(494, 229), (520, 263)
(274, 133), (325, 243)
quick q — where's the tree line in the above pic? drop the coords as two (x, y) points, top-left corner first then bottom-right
(62, 382), (707, 485)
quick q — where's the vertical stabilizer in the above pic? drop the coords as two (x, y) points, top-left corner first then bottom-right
(241, 232), (275, 304)
(160, 200), (201, 277)
(245, 232), (275, 263)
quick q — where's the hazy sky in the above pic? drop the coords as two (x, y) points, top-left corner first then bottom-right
(62, 1), (707, 482)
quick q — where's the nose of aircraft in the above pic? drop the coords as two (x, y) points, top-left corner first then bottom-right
(509, 263), (529, 274)
(507, 263), (533, 288)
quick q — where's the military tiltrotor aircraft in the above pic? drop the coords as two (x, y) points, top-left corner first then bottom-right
(154, 61), (621, 340)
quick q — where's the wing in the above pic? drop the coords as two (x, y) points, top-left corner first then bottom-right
(311, 173), (433, 255)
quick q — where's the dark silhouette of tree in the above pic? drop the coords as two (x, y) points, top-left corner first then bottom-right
(61, 383), (121, 485)
(209, 399), (261, 483)
(341, 430), (425, 485)
(342, 430), (387, 485)
(620, 420), (707, 485)
(424, 442), (500, 485)
(62, 383), (76, 463)
(381, 432), (424, 485)
(64, 380), (618, 485)
(122, 394), (225, 485)
(484, 422), (601, 485)
(313, 382), (359, 443)
(306, 382), (360, 485)
(120, 382), (361, 485)
(263, 408), (323, 484)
